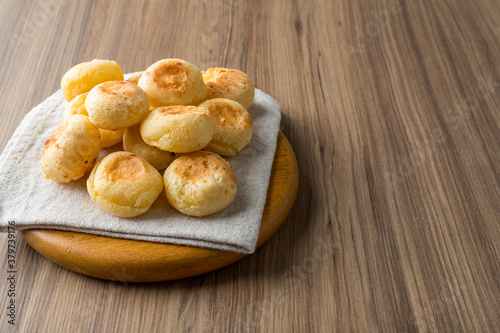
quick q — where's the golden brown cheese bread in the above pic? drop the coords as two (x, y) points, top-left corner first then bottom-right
(99, 129), (124, 148)
(123, 125), (180, 170)
(163, 151), (237, 216)
(198, 98), (253, 156)
(85, 81), (150, 130)
(202, 67), (254, 109)
(42, 115), (101, 183)
(63, 92), (124, 148)
(61, 59), (124, 102)
(140, 106), (214, 153)
(64, 92), (88, 118)
(46, 58), (253, 218)
(138, 59), (206, 107)
(126, 71), (144, 85)
(87, 152), (163, 217)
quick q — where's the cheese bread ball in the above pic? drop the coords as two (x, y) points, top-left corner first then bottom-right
(63, 92), (124, 148)
(87, 152), (163, 217)
(64, 92), (88, 118)
(42, 115), (101, 183)
(198, 98), (253, 156)
(126, 71), (143, 85)
(138, 59), (206, 107)
(61, 59), (124, 102)
(202, 67), (255, 109)
(86, 80), (150, 130)
(100, 128), (124, 148)
(164, 151), (237, 216)
(123, 125), (180, 170)
(140, 106), (214, 153)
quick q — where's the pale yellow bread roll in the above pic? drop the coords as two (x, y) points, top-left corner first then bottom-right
(87, 152), (163, 217)
(138, 59), (206, 107)
(86, 80), (150, 130)
(202, 67), (255, 109)
(126, 71), (143, 85)
(123, 125), (180, 170)
(61, 59), (124, 102)
(198, 98), (253, 156)
(140, 106), (214, 153)
(42, 115), (101, 183)
(100, 128), (124, 148)
(64, 92), (89, 118)
(164, 151), (237, 216)
(63, 92), (124, 148)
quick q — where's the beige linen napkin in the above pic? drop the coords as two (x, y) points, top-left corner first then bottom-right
(0, 77), (281, 254)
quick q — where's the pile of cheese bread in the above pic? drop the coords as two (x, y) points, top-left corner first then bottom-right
(41, 58), (254, 218)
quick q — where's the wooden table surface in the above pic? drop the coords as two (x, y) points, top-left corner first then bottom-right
(1, 0), (500, 332)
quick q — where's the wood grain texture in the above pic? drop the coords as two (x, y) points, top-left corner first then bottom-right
(21, 132), (298, 282)
(1, 0), (500, 332)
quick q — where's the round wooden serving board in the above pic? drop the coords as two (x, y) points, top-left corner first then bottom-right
(22, 132), (298, 282)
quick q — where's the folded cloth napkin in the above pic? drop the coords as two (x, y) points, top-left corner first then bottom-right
(0, 77), (281, 254)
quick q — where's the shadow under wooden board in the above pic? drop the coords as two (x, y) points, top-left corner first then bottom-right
(22, 132), (298, 282)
